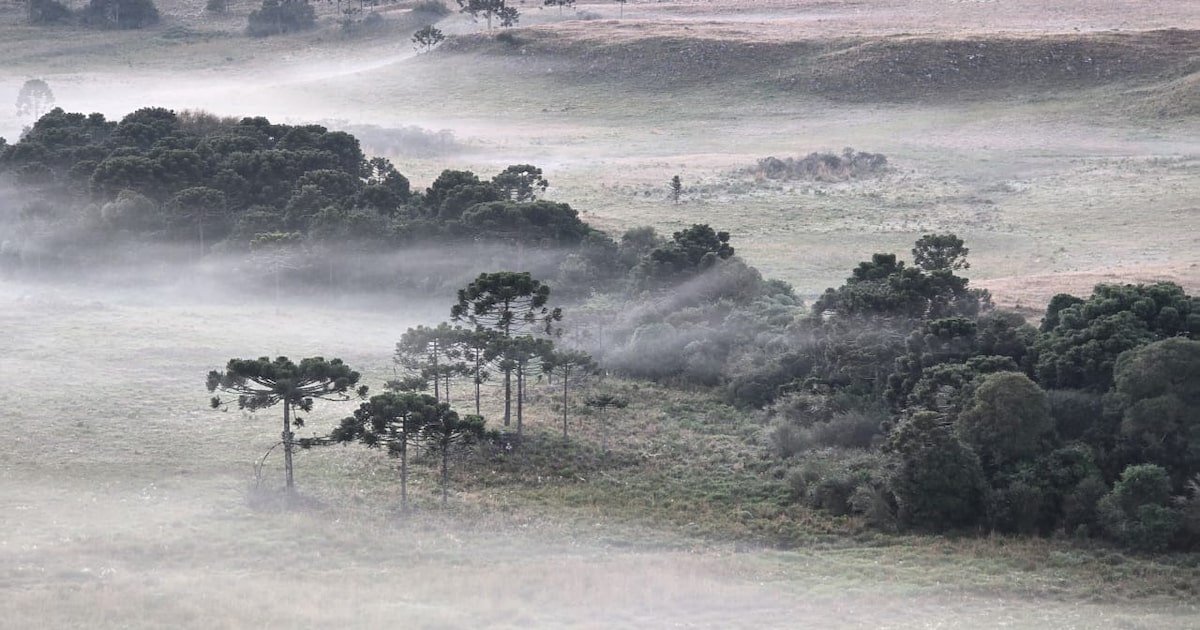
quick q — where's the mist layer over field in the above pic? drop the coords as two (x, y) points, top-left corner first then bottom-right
(2, 0), (1199, 627)
(1, 275), (1197, 629)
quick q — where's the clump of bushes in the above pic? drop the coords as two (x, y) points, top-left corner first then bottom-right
(28, 0), (72, 24)
(410, 0), (450, 15)
(748, 148), (888, 182)
(247, 0), (316, 37)
(80, 0), (160, 29)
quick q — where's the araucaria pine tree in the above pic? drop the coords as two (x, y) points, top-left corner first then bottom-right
(207, 356), (366, 492)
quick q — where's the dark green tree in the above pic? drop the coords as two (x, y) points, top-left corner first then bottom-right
(456, 0), (516, 30)
(420, 411), (486, 504)
(247, 0), (317, 36)
(543, 0), (574, 15)
(451, 272), (562, 426)
(1097, 463), (1181, 551)
(912, 232), (970, 272)
(639, 224), (734, 284)
(887, 411), (988, 530)
(331, 392), (446, 511)
(955, 372), (1055, 476)
(412, 25), (446, 53)
(1108, 338), (1200, 488)
(166, 187), (227, 254)
(1034, 282), (1198, 391)
(81, 0), (160, 29)
(492, 164), (549, 201)
(669, 174), (682, 204)
(207, 356), (366, 491)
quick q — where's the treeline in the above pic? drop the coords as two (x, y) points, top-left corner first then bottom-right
(730, 235), (1200, 551)
(25, 0), (159, 29)
(6, 107), (1198, 550)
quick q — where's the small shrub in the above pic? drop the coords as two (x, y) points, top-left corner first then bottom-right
(988, 480), (1046, 535)
(849, 482), (898, 531)
(81, 0), (161, 29)
(28, 0), (72, 23)
(411, 0), (449, 15)
(747, 148), (888, 182)
(810, 474), (856, 516)
(247, 0), (317, 37)
(809, 409), (885, 450)
(205, 0), (229, 13)
(766, 419), (810, 459)
(1098, 464), (1181, 551)
(495, 31), (522, 46)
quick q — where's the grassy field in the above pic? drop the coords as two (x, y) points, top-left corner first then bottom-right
(2, 278), (1199, 628)
(2, 0), (1200, 626)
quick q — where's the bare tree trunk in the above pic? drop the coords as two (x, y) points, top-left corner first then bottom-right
(440, 443), (449, 505)
(400, 435), (408, 512)
(282, 401), (295, 491)
(516, 364), (524, 438)
(562, 373), (569, 439)
(503, 368), (511, 426)
(474, 354), (482, 415)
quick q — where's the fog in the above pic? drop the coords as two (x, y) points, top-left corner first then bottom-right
(2, 0), (1199, 627)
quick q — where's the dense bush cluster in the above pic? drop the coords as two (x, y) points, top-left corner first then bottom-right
(0, 109), (597, 260)
(746, 233), (1200, 550)
(25, 0), (159, 28)
(4, 106), (1198, 552)
(247, 0), (317, 37)
(748, 148), (888, 182)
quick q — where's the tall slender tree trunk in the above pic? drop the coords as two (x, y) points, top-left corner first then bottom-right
(440, 442), (449, 505)
(562, 373), (569, 439)
(474, 354), (482, 415)
(432, 348), (440, 402)
(399, 434), (408, 512)
(282, 401), (295, 491)
(503, 368), (511, 426)
(516, 364), (524, 437)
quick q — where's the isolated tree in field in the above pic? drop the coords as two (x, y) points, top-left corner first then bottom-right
(331, 392), (444, 511)
(543, 348), (596, 439)
(584, 393), (627, 452)
(15, 79), (54, 121)
(912, 233), (970, 272)
(456, 0), (516, 30)
(492, 164), (549, 202)
(420, 410), (486, 504)
(412, 25), (446, 53)
(669, 175), (682, 204)
(207, 356), (366, 491)
(451, 271), (563, 426)
(543, 0), (574, 15)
